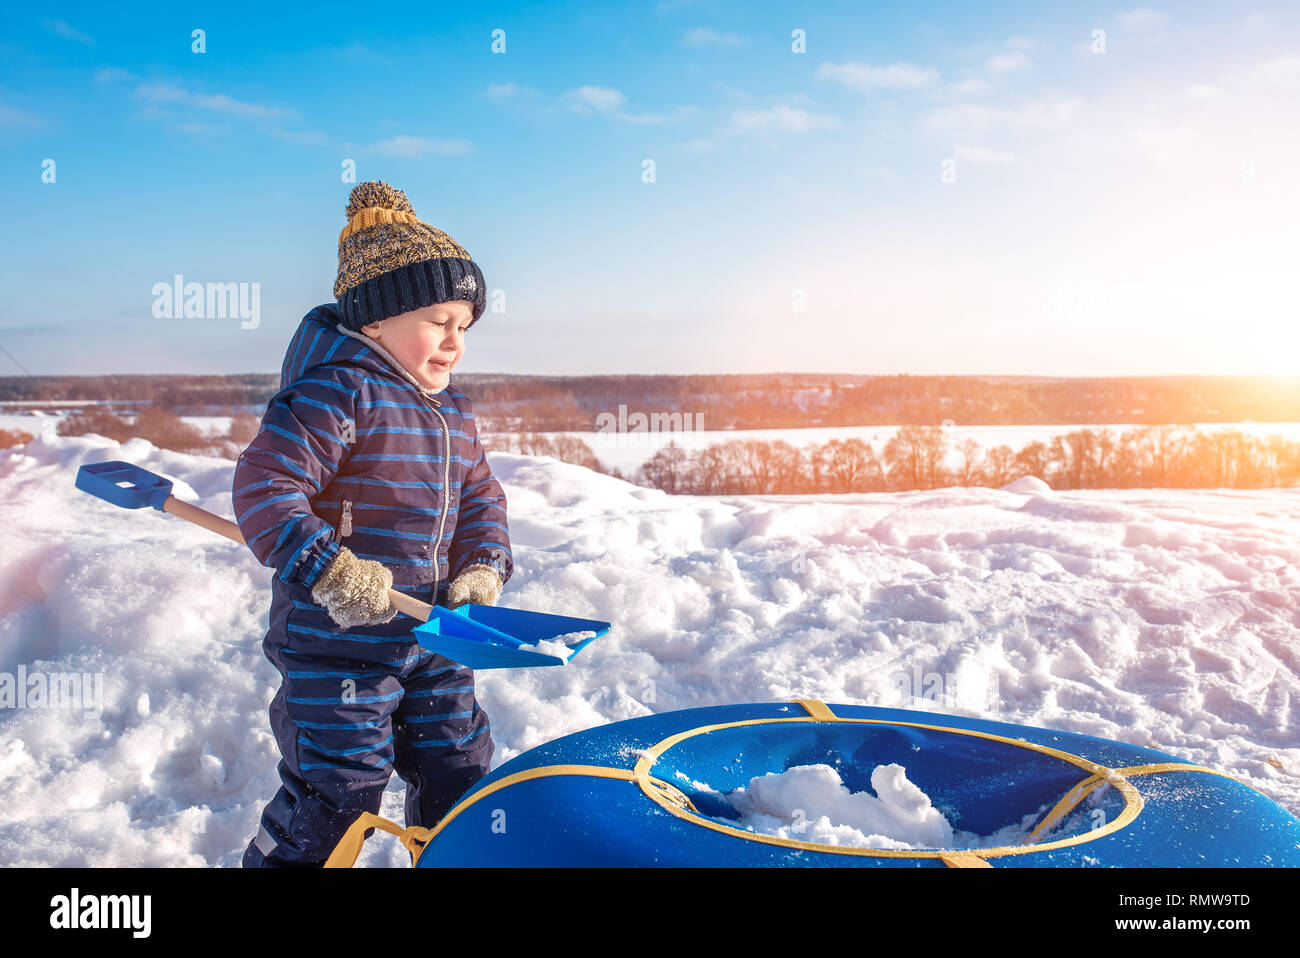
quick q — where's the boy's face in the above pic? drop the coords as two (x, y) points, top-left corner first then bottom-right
(360, 301), (473, 390)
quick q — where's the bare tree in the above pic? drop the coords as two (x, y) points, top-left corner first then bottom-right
(229, 412), (260, 445)
(1050, 431), (1084, 489)
(1051, 429), (1120, 489)
(767, 440), (806, 493)
(486, 431), (604, 472)
(884, 425), (947, 490)
(638, 442), (691, 493)
(548, 435), (603, 471)
(984, 445), (1017, 487)
(1014, 440), (1050, 483)
(883, 426), (924, 490)
(814, 438), (877, 492)
(732, 439), (777, 494)
(694, 442), (743, 494)
(1138, 425), (1188, 487)
(954, 436), (984, 486)
(1112, 429), (1148, 488)
(131, 407), (210, 454)
(57, 409), (134, 442)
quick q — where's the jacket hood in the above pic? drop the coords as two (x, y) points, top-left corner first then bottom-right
(279, 303), (445, 404)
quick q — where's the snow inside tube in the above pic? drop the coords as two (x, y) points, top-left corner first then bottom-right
(406, 701), (1300, 868)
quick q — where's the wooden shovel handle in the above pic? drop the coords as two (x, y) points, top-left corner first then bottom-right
(160, 496), (434, 623)
(163, 497), (244, 543)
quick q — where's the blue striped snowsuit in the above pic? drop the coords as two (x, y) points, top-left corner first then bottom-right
(233, 304), (513, 867)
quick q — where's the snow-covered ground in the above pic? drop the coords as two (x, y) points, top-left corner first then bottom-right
(0, 433), (1297, 866)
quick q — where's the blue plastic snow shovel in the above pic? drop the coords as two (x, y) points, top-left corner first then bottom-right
(74, 460), (609, 668)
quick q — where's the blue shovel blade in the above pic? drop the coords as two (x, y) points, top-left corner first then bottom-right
(409, 603), (610, 669)
(75, 461), (173, 510)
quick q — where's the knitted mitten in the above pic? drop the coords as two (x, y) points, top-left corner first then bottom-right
(446, 564), (503, 609)
(310, 547), (398, 628)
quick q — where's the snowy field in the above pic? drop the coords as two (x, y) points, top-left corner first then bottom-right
(0, 433), (1297, 866)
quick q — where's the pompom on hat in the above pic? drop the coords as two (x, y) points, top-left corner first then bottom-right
(333, 180), (487, 331)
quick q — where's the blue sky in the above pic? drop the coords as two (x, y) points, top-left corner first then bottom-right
(3, 1), (1299, 377)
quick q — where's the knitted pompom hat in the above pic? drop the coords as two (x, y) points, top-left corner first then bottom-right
(333, 180), (486, 331)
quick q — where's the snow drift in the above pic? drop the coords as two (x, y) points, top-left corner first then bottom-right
(0, 434), (1297, 866)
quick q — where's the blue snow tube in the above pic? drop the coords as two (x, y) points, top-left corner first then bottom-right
(408, 701), (1300, 867)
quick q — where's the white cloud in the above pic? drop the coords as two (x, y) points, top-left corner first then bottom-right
(268, 128), (329, 146)
(986, 52), (1032, 73)
(680, 102), (837, 154)
(819, 61), (941, 93)
(1182, 84), (1226, 102)
(188, 92), (287, 120)
(366, 136), (471, 157)
(949, 78), (993, 96)
(1005, 36), (1037, 51)
(681, 137), (717, 155)
(176, 121), (232, 136)
(654, 0), (724, 11)
(954, 144), (1018, 165)
(922, 97), (1084, 137)
(1251, 56), (1300, 89)
(684, 27), (742, 47)
(43, 19), (93, 45)
(563, 85), (627, 113)
(337, 43), (390, 64)
(728, 104), (839, 133)
(1239, 13), (1272, 33)
(133, 82), (293, 120)
(615, 112), (669, 125)
(94, 67), (138, 84)
(134, 82), (189, 104)
(1118, 8), (1169, 28)
(712, 81), (752, 101)
(0, 102), (41, 128)
(486, 82), (550, 104)
(558, 86), (676, 124)
(105, 74), (330, 148)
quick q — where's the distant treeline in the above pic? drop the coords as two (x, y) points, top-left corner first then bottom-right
(490, 425), (1300, 493)
(1, 373), (1297, 427)
(33, 408), (261, 460)
(0, 375), (278, 412)
(6, 413), (1291, 492)
(667, 425), (1297, 492)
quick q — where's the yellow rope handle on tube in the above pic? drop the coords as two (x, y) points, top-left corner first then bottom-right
(325, 765), (641, 867)
(324, 813), (435, 868)
(1028, 761), (1255, 840)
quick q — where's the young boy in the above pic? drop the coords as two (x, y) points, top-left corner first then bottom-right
(233, 180), (512, 867)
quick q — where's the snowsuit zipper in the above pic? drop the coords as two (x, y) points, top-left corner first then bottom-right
(421, 395), (453, 592)
(340, 500), (353, 538)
